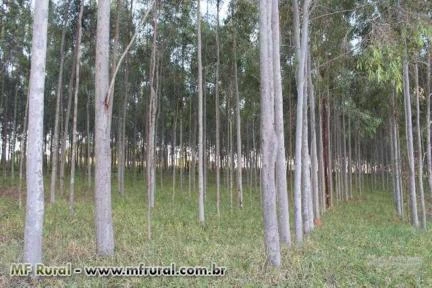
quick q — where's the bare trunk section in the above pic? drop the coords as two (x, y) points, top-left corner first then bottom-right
(302, 72), (313, 234)
(272, 0), (291, 246)
(402, 49), (419, 228)
(348, 115), (352, 199)
(292, 0), (311, 245)
(23, 0), (49, 267)
(69, 0), (84, 212)
(172, 108), (178, 201)
(18, 98), (29, 209)
(197, 0), (205, 224)
(426, 51), (432, 198)
(308, 54), (319, 221)
(259, 0), (280, 266)
(233, 32), (243, 209)
(95, 0), (115, 256)
(391, 84), (402, 217)
(49, 3), (69, 204)
(60, 35), (79, 196)
(215, 0), (221, 217)
(86, 91), (92, 189)
(342, 110), (348, 201)
(112, 0), (122, 196)
(414, 63), (426, 229)
(10, 86), (17, 179)
(317, 91), (326, 213)
(146, 4), (158, 239)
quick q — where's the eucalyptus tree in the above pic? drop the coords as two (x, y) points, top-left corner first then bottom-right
(414, 62), (426, 229)
(23, 0), (49, 267)
(147, 1), (158, 239)
(402, 47), (419, 227)
(197, 0), (205, 224)
(292, 0), (312, 245)
(49, 1), (70, 204)
(215, 0), (221, 217)
(259, 0), (280, 267)
(94, 0), (115, 256)
(69, 0), (85, 211)
(272, 0), (291, 246)
(427, 51), (432, 198)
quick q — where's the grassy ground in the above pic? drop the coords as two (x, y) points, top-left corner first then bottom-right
(1, 174), (431, 287)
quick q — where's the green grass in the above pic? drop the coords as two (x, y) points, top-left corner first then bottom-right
(1, 173), (431, 287)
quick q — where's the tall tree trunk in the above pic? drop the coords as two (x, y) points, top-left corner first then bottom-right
(60, 35), (79, 196)
(272, 0), (291, 246)
(342, 110), (348, 201)
(302, 72), (313, 234)
(318, 91), (326, 213)
(414, 62), (426, 229)
(259, 0), (280, 266)
(348, 114), (352, 199)
(94, 0), (115, 256)
(203, 67), (207, 201)
(197, 0), (205, 224)
(426, 51), (432, 198)
(69, 0), (84, 212)
(322, 88), (330, 208)
(402, 48), (419, 228)
(229, 111), (234, 209)
(233, 31), (243, 208)
(292, 0), (311, 245)
(146, 3), (158, 239)
(391, 85), (402, 216)
(86, 91), (92, 189)
(308, 54), (319, 221)
(10, 86), (17, 180)
(49, 3), (69, 204)
(172, 107), (177, 200)
(113, 0), (124, 196)
(23, 0), (49, 268)
(179, 114), (183, 192)
(215, 0), (221, 217)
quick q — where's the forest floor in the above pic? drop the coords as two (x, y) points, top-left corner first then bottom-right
(1, 175), (432, 287)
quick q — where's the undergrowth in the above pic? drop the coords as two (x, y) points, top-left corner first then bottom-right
(0, 173), (431, 287)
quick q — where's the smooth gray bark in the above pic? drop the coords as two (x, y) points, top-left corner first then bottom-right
(197, 0), (205, 224)
(402, 50), (419, 228)
(414, 63), (426, 230)
(308, 54), (319, 220)
(292, 0), (311, 245)
(348, 115), (352, 199)
(69, 0), (84, 212)
(86, 91), (92, 189)
(94, 0), (115, 255)
(272, 0), (291, 246)
(426, 51), (432, 198)
(233, 32), (243, 209)
(147, 4), (158, 239)
(172, 110), (177, 201)
(49, 3), (69, 204)
(60, 38), (78, 196)
(391, 85), (402, 217)
(215, 0), (221, 217)
(23, 0), (49, 267)
(302, 74), (314, 234)
(318, 91), (326, 213)
(259, 0), (280, 266)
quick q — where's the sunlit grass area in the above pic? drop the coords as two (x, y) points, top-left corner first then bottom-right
(1, 173), (431, 287)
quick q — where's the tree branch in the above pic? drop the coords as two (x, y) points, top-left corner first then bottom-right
(104, 0), (155, 108)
